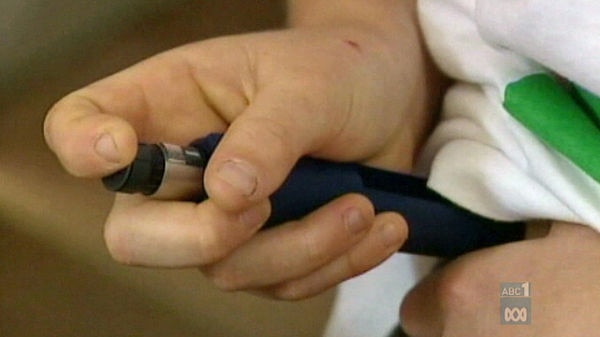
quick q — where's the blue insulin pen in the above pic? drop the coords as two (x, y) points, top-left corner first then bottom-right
(102, 133), (525, 257)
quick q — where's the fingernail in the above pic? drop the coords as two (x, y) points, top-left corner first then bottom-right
(217, 159), (258, 196)
(343, 207), (369, 234)
(95, 133), (120, 163)
(381, 222), (404, 248)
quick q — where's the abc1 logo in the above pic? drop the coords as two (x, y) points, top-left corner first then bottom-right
(500, 282), (531, 325)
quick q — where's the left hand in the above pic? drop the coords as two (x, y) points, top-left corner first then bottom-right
(400, 221), (600, 337)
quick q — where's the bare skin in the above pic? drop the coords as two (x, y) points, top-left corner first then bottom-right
(44, 0), (440, 299)
(401, 221), (600, 337)
(44, 1), (600, 335)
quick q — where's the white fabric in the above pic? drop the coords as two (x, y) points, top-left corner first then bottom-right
(417, 0), (600, 228)
(475, 0), (600, 96)
(323, 1), (600, 336)
(323, 254), (439, 337)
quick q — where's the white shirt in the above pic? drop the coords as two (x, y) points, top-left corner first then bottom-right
(324, 1), (600, 336)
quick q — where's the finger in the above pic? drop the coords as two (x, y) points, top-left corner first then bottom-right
(103, 194), (270, 267)
(261, 212), (408, 300)
(203, 81), (349, 211)
(44, 47), (233, 178)
(201, 194), (376, 291)
(44, 94), (138, 177)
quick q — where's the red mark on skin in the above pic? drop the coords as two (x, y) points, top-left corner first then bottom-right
(343, 39), (362, 53)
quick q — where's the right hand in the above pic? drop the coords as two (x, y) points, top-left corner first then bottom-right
(44, 24), (433, 299)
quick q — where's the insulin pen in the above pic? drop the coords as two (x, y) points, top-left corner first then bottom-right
(102, 133), (525, 257)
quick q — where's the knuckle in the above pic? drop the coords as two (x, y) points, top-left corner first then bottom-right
(191, 233), (226, 266)
(44, 93), (89, 141)
(202, 266), (248, 293)
(301, 232), (329, 266)
(241, 116), (299, 162)
(436, 265), (478, 311)
(61, 156), (92, 178)
(208, 274), (240, 293)
(343, 253), (367, 278)
(103, 223), (135, 265)
(44, 101), (74, 155)
(43, 102), (61, 146)
(283, 78), (337, 119)
(270, 283), (307, 301)
(190, 209), (234, 265)
(44, 97), (115, 177)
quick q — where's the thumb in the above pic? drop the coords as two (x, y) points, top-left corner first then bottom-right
(204, 83), (346, 211)
(44, 93), (138, 178)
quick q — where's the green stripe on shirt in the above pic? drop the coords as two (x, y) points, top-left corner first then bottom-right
(504, 73), (600, 183)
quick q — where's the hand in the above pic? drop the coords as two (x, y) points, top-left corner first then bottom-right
(44, 23), (434, 299)
(400, 221), (600, 336)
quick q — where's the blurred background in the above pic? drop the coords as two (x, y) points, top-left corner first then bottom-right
(0, 1), (335, 336)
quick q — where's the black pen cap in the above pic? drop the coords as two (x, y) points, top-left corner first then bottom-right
(102, 144), (165, 195)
